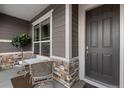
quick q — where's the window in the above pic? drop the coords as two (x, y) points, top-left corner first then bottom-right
(34, 43), (40, 54)
(34, 25), (40, 41)
(33, 18), (51, 57)
(32, 9), (53, 57)
(41, 42), (50, 56)
(41, 19), (50, 41)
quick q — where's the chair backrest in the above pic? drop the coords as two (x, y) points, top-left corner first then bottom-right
(11, 73), (32, 88)
(30, 61), (53, 77)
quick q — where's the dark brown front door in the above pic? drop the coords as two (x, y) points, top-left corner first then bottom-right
(85, 5), (120, 86)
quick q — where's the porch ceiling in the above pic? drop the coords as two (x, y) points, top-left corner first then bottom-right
(0, 4), (49, 21)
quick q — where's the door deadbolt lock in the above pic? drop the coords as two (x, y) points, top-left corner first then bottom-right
(86, 51), (89, 54)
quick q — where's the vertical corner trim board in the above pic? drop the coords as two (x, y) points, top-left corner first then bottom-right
(65, 4), (72, 59)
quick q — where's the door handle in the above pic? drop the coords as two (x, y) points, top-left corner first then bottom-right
(86, 46), (88, 50)
(86, 46), (89, 54)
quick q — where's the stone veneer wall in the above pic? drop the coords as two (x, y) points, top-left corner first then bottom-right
(52, 57), (79, 87)
(0, 52), (33, 70)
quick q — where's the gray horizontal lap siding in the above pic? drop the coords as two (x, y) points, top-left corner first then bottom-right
(72, 5), (78, 57)
(31, 4), (65, 58)
(0, 42), (31, 53)
(52, 5), (65, 57)
(0, 13), (31, 53)
(0, 42), (20, 53)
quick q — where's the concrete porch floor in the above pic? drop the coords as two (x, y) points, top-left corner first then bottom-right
(0, 67), (86, 88)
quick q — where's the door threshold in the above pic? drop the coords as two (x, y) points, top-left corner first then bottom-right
(84, 77), (119, 88)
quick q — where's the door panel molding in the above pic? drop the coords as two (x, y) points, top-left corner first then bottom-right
(102, 53), (112, 76)
(102, 17), (112, 48)
(90, 21), (98, 48)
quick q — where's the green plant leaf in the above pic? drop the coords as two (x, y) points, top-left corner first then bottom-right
(12, 33), (31, 49)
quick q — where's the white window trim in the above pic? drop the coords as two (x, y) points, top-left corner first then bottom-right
(0, 39), (12, 43)
(0, 51), (33, 56)
(51, 56), (78, 63)
(32, 9), (54, 26)
(41, 40), (50, 43)
(32, 9), (53, 57)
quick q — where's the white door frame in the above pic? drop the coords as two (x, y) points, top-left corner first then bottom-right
(79, 4), (124, 88)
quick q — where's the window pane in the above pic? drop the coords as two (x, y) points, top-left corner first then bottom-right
(34, 25), (40, 41)
(41, 19), (50, 41)
(41, 42), (50, 56)
(34, 43), (40, 54)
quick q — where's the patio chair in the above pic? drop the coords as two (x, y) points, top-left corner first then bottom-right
(30, 61), (53, 85)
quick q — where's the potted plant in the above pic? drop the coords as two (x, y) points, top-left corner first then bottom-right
(12, 33), (31, 61)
